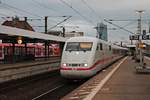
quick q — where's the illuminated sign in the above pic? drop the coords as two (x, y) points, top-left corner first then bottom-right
(80, 42), (92, 48)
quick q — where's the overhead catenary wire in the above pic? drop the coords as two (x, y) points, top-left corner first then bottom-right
(48, 16), (72, 30)
(0, 3), (19, 16)
(108, 18), (150, 33)
(31, 0), (75, 22)
(0, 13), (8, 17)
(122, 21), (137, 28)
(104, 19), (134, 34)
(80, 0), (101, 21)
(1, 1), (42, 18)
(0, 12), (14, 21)
(0, 0), (73, 33)
(113, 21), (138, 30)
(0, 1), (7, 17)
(108, 19), (137, 21)
(59, 0), (95, 25)
(30, 0), (59, 24)
(109, 22), (138, 31)
(31, 0), (76, 30)
(31, 0), (64, 16)
(108, 19), (150, 21)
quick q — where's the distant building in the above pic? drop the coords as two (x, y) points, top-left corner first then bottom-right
(2, 17), (34, 31)
(47, 31), (83, 38)
(65, 31), (84, 38)
(47, 30), (63, 36)
(95, 23), (108, 41)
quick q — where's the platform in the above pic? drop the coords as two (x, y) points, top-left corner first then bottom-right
(92, 56), (150, 100)
(0, 57), (60, 70)
(0, 57), (60, 83)
(61, 56), (150, 100)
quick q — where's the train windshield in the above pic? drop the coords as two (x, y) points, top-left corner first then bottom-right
(65, 42), (93, 51)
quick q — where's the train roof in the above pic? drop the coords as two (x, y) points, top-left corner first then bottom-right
(66, 36), (111, 45)
(66, 36), (98, 42)
(66, 36), (128, 50)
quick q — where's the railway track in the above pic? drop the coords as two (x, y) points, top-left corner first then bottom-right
(0, 70), (59, 93)
(31, 80), (86, 100)
(0, 56), (125, 100)
(0, 70), (86, 100)
(31, 84), (65, 100)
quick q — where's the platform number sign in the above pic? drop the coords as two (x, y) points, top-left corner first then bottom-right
(130, 35), (150, 40)
(142, 35), (150, 40)
(129, 35), (139, 40)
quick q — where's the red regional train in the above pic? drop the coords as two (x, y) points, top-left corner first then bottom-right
(0, 43), (61, 62)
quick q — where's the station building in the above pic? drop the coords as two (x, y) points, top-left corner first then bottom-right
(2, 17), (34, 31)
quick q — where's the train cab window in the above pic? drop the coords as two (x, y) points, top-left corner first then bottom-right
(66, 42), (92, 51)
(100, 43), (103, 50)
(80, 42), (93, 51)
(66, 42), (79, 51)
(109, 45), (111, 51)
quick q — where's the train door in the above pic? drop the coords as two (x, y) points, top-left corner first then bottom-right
(100, 43), (104, 61)
(95, 43), (104, 66)
(103, 43), (108, 65)
(95, 43), (104, 70)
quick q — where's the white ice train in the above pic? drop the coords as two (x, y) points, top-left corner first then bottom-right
(60, 36), (127, 79)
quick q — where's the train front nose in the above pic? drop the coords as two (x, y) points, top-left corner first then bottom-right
(60, 63), (93, 79)
(60, 51), (94, 79)
(60, 68), (94, 79)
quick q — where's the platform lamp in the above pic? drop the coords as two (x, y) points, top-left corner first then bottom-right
(17, 36), (23, 44)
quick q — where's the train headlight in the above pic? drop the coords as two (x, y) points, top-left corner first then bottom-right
(63, 63), (67, 67)
(84, 63), (88, 67)
(76, 52), (79, 55)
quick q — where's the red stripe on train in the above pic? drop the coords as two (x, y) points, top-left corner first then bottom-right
(60, 56), (114, 71)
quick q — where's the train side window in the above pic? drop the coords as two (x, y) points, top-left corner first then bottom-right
(100, 43), (103, 50)
(109, 45), (111, 51)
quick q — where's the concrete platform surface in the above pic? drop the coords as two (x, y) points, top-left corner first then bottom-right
(92, 57), (150, 100)
(0, 57), (61, 83)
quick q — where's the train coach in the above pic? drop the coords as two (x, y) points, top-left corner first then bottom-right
(0, 43), (61, 62)
(60, 36), (127, 79)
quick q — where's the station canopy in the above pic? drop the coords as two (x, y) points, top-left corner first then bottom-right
(0, 25), (67, 43)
